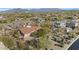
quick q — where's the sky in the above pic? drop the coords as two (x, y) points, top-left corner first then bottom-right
(0, 0), (79, 11)
(0, 0), (79, 8)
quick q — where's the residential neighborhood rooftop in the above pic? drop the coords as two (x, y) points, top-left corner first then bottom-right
(19, 25), (40, 35)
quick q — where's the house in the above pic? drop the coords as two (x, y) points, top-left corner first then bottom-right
(73, 16), (78, 19)
(65, 27), (72, 33)
(60, 20), (66, 28)
(53, 21), (61, 28)
(6, 20), (25, 29)
(66, 20), (78, 29)
(19, 25), (41, 40)
(51, 17), (58, 21)
(53, 20), (66, 28)
(37, 18), (45, 24)
(53, 20), (79, 29)
(72, 20), (79, 27)
(33, 17), (45, 25)
(0, 16), (3, 19)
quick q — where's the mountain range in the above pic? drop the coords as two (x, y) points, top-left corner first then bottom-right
(0, 8), (79, 13)
(0, 8), (63, 13)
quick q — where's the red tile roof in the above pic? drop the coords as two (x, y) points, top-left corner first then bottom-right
(19, 25), (40, 35)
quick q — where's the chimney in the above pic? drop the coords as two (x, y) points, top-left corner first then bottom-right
(26, 22), (31, 28)
(27, 25), (31, 28)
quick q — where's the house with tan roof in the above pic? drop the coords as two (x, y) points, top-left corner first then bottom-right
(19, 25), (41, 40)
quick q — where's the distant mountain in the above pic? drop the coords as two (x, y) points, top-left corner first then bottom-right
(29, 8), (63, 12)
(0, 8), (29, 13)
(61, 8), (79, 10)
(71, 8), (79, 10)
(0, 8), (63, 13)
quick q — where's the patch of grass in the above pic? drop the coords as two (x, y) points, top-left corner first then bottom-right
(0, 35), (15, 49)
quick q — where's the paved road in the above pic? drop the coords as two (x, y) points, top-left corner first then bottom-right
(68, 39), (79, 50)
(68, 35), (79, 50)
